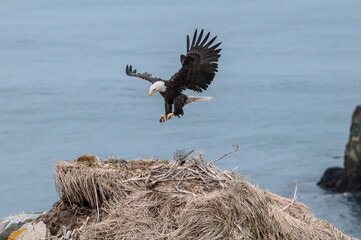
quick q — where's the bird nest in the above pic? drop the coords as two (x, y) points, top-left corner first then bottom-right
(38, 147), (352, 240)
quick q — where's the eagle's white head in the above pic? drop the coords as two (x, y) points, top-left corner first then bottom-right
(149, 81), (166, 96)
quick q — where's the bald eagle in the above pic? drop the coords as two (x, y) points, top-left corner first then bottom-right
(126, 29), (221, 122)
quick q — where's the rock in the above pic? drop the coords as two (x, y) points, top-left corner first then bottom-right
(10, 221), (48, 240)
(345, 106), (361, 172)
(0, 212), (43, 240)
(318, 167), (346, 190)
(318, 106), (361, 193)
(6, 223), (31, 240)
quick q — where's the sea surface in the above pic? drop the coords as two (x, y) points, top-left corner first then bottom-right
(1, 0), (361, 237)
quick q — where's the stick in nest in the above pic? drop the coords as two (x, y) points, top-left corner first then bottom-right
(283, 180), (300, 211)
(71, 216), (90, 238)
(147, 150), (194, 189)
(174, 149), (194, 165)
(208, 144), (239, 165)
(170, 179), (195, 196)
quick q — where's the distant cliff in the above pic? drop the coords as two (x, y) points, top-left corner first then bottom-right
(319, 106), (361, 193)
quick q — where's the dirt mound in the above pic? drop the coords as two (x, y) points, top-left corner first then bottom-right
(39, 152), (353, 239)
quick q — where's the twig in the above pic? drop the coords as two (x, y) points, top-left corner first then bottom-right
(155, 177), (196, 183)
(149, 157), (187, 188)
(145, 164), (165, 184)
(164, 160), (178, 176)
(145, 173), (152, 185)
(235, 223), (253, 239)
(172, 168), (185, 179)
(71, 216), (90, 237)
(216, 167), (233, 180)
(177, 172), (191, 187)
(171, 179), (196, 196)
(176, 149), (194, 165)
(92, 176), (100, 222)
(283, 180), (300, 211)
(122, 176), (148, 183)
(208, 144), (239, 165)
(148, 169), (177, 188)
(200, 184), (206, 196)
(152, 164), (164, 170)
(196, 169), (209, 187)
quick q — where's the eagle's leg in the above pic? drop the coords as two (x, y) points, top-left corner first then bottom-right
(173, 95), (186, 117)
(159, 114), (166, 122)
(160, 102), (173, 122)
(166, 113), (174, 120)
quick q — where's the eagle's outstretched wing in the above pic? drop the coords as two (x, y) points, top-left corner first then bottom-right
(170, 29), (222, 92)
(126, 65), (163, 84)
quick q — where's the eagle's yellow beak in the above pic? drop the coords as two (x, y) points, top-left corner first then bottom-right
(149, 89), (156, 96)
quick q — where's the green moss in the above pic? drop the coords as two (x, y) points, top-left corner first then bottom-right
(161, 160), (170, 164)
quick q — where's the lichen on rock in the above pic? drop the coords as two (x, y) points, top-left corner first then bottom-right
(0, 212), (43, 240)
(9, 221), (48, 240)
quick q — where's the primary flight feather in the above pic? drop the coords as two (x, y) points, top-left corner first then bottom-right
(126, 29), (221, 122)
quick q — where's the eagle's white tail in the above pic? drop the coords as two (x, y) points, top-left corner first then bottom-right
(187, 96), (212, 103)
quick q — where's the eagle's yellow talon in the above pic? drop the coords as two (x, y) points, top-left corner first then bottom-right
(166, 113), (174, 120)
(159, 114), (166, 122)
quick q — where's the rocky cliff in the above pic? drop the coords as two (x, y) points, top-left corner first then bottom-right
(319, 106), (361, 193)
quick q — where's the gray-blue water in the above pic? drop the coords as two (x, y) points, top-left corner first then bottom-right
(1, 0), (361, 237)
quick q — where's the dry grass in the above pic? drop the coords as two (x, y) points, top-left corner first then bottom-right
(42, 151), (355, 240)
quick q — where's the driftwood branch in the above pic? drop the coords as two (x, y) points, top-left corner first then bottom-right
(283, 180), (300, 211)
(208, 144), (239, 165)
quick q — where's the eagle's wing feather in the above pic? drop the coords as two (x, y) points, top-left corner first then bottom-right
(126, 65), (163, 84)
(171, 29), (221, 93)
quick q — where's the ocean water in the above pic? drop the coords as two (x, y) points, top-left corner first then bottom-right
(1, 0), (361, 237)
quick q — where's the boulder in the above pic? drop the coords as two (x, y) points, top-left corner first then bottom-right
(8, 221), (48, 240)
(0, 212), (43, 240)
(318, 167), (346, 190)
(318, 106), (361, 193)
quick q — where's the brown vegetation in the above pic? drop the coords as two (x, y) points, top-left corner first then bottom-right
(38, 151), (353, 240)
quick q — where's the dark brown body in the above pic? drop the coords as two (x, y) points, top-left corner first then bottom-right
(160, 89), (188, 116)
